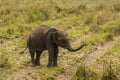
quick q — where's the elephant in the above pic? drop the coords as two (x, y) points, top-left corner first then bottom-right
(20, 25), (87, 67)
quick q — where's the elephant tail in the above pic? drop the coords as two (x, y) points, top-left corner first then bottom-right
(19, 47), (28, 54)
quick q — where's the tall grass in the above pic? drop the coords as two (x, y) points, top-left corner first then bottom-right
(73, 63), (98, 80)
(101, 60), (118, 80)
(0, 0), (120, 41)
(73, 60), (118, 80)
(0, 0), (120, 79)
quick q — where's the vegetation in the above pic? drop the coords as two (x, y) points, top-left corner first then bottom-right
(0, 0), (120, 80)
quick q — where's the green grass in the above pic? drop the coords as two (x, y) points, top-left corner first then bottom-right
(88, 38), (120, 80)
(73, 60), (119, 80)
(73, 63), (98, 80)
(101, 61), (118, 80)
(95, 38), (120, 79)
(0, 0), (120, 80)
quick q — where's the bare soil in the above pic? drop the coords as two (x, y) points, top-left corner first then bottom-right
(84, 36), (120, 67)
(1, 33), (120, 80)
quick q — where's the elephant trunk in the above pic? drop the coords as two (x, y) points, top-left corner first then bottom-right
(67, 43), (87, 52)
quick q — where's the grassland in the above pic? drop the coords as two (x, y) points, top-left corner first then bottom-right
(0, 0), (120, 80)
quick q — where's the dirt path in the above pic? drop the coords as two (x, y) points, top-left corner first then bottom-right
(5, 33), (88, 80)
(2, 28), (120, 80)
(84, 36), (120, 67)
(55, 34), (90, 80)
(56, 36), (120, 80)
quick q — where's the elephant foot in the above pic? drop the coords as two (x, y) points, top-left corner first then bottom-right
(35, 63), (41, 66)
(47, 64), (53, 67)
(31, 64), (41, 67)
(31, 62), (41, 67)
(53, 64), (58, 67)
(47, 64), (58, 67)
(35, 61), (41, 66)
(31, 60), (36, 67)
(31, 64), (36, 67)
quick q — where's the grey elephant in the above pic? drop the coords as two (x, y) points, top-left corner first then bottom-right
(20, 25), (87, 67)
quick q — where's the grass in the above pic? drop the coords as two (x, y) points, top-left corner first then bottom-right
(73, 63), (98, 80)
(94, 38), (120, 79)
(73, 60), (119, 80)
(20, 67), (65, 80)
(101, 60), (118, 80)
(0, 0), (120, 80)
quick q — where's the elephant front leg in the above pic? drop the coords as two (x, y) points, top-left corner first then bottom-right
(53, 47), (58, 67)
(47, 48), (54, 67)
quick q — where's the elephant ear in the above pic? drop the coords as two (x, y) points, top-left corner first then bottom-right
(51, 30), (58, 43)
(44, 28), (58, 44)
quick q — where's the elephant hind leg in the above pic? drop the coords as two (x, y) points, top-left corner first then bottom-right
(29, 49), (35, 66)
(35, 50), (42, 66)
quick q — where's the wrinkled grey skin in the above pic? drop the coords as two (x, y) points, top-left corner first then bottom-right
(20, 25), (87, 67)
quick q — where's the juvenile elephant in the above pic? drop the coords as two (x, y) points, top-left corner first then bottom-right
(20, 25), (87, 67)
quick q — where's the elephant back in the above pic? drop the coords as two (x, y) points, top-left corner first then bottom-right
(27, 25), (53, 50)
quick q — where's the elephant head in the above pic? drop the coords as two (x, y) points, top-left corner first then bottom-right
(51, 30), (87, 52)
